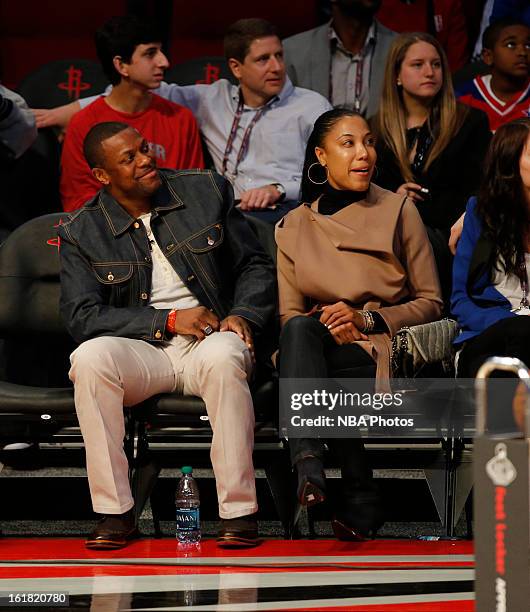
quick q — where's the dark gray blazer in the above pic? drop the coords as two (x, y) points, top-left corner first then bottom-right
(283, 20), (397, 118)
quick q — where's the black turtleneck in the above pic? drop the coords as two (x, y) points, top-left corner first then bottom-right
(317, 183), (367, 215)
(312, 182), (388, 333)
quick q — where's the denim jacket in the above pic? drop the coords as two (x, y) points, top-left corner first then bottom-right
(58, 168), (276, 345)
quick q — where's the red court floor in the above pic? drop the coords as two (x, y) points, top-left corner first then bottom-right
(0, 538), (474, 611)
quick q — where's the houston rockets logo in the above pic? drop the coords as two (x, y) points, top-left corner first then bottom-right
(196, 63), (221, 85)
(47, 219), (65, 250)
(58, 66), (91, 100)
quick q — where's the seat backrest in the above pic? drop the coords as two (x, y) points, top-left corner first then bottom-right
(164, 56), (236, 86)
(0, 129), (61, 236)
(17, 59), (109, 108)
(0, 213), (67, 336)
(0, 213), (74, 386)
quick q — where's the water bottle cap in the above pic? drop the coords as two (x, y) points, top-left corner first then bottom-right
(181, 466), (193, 474)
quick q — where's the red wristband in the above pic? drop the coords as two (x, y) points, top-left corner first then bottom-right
(166, 309), (177, 334)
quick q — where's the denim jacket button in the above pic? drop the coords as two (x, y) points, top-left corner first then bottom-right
(187, 274), (195, 281)
(140, 292), (148, 300)
(145, 256), (151, 263)
(154, 330), (162, 339)
(107, 273), (114, 281)
(133, 222), (140, 229)
(166, 243), (174, 250)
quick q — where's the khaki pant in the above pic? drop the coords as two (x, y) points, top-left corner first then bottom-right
(69, 332), (256, 519)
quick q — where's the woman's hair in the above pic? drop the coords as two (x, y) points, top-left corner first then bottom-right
(373, 32), (466, 182)
(301, 108), (368, 202)
(476, 117), (530, 276)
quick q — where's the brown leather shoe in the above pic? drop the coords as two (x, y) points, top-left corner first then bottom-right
(217, 513), (260, 548)
(85, 509), (139, 550)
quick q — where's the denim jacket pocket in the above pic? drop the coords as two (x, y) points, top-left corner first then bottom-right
(92, 262), (134, 285)
(186, 223), (224, 253)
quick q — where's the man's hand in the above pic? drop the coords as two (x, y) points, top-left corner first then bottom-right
(32, 101), (81, 129)
(172, 306), (220, 341)
(396, 182), (426, 203)
(220, 315), (255, 361)
(319, 302), (368, 344)
(238, 185), (281, 211)
(449, 212), (465, 255)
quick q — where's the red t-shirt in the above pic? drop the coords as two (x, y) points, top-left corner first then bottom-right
(60, 95), (204, 212)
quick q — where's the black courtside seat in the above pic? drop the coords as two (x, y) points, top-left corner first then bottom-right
(0, 213), (76, 444)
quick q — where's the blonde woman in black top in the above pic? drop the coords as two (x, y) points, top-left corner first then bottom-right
(373, 32), (491, 302)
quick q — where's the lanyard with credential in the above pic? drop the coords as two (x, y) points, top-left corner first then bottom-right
(329, 46), (365, 112)
(221, 91), (274, 177)
(352, 53), (365, 113)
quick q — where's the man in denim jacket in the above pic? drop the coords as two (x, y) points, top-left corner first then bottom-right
(58, 121), (275, 550)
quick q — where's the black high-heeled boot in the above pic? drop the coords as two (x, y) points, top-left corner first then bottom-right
(332, 486), (384, 541)
(296, 456), (326, 507)
(328, 439), (384, 540)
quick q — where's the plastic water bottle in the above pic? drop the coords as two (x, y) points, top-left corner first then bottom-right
(175, 466), (201, 543)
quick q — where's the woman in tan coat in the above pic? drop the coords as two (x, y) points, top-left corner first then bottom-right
(276, 108), (443, 539)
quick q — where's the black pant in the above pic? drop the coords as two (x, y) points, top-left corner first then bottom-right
(458, 316), (530, 378)
(458, 316), (530, 434)
(279, 315), (375, 474)
(279, 316), (383, 530)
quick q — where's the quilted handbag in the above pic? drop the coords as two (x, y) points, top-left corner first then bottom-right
(391, 318), (460, 377)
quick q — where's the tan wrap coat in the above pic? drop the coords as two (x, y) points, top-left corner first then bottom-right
(275, 184), (443, 380)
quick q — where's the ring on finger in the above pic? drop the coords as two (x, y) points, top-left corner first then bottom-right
(203, 324), (214, 336)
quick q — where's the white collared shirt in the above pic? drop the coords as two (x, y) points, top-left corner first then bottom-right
(328, 21), (376, 114)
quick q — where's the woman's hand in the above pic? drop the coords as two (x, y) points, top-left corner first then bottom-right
(448, 212), (465, 254)
(396, 182), (426, 203)
(330, 322), (368, 345)
(319, 302), (368, 343)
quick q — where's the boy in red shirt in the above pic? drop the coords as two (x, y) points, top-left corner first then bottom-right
(456, 19), (530, 133)
(61, 15), (203, 212)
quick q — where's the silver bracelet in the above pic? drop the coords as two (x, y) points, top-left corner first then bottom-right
(358, 310), (375, 333)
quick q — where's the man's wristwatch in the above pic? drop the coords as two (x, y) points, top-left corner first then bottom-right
(272, 183), (286, 202)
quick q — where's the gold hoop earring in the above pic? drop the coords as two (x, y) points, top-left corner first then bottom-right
(307, 162), (328, 185)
